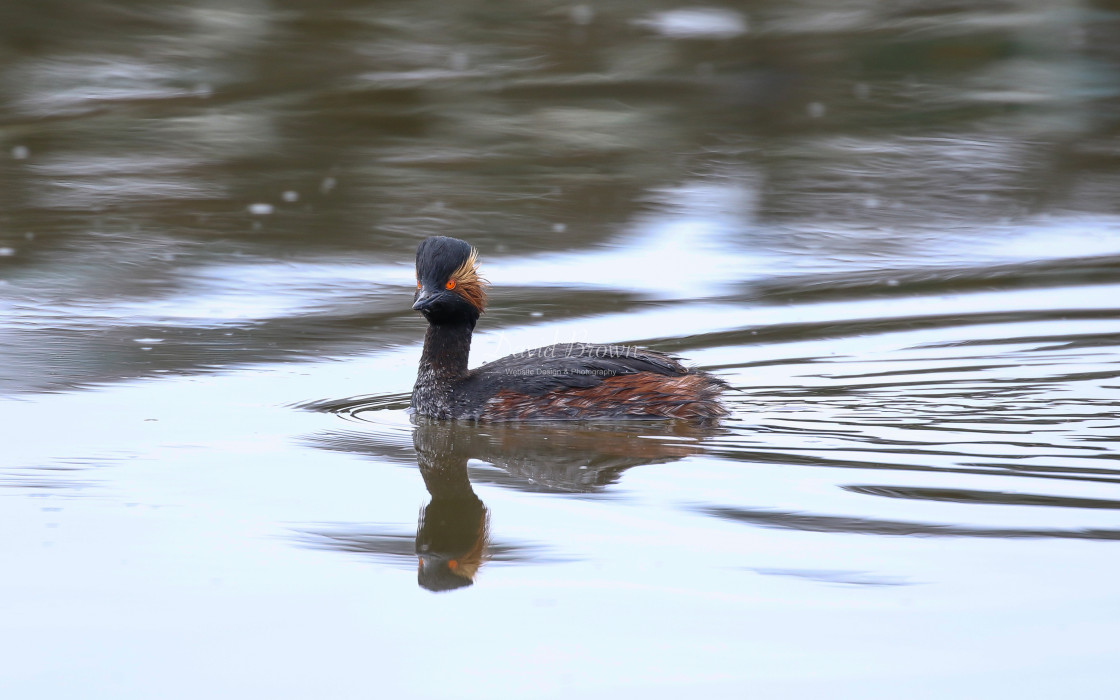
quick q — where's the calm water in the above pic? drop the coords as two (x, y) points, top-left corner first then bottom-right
(3, 2), (1120, 698)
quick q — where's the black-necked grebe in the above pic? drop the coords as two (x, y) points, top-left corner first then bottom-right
(410, 236), (727, 422)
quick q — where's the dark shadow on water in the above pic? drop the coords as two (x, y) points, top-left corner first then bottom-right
(844, 484), (1120, 511)
(679, 308), (1120, 360)
(736, 254), (1120, 306)
(294, 391), (413, 415)
(701, 505), (1120, 541)
(704, 439), (1120, 487)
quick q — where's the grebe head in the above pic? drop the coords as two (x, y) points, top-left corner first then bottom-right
(413, 236), (487, 325)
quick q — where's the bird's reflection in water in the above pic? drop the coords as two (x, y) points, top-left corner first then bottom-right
(414, 421), (489, 592)
(296, 415), (716, 592)
(412, 419), (712, 591)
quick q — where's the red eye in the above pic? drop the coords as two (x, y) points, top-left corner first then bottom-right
(445, 279), (456, 290)
(416, 280), (421, 290)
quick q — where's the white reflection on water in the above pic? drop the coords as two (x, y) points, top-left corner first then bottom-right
(634, 8), (749, 39)
(7, 56), (212, 116)
(492, 180), (771, 298)
(7, 210), (1120, 338)
(2, 0), (1120, 696)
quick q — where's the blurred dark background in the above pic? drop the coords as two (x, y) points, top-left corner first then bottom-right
(3, 0), (1120, 393)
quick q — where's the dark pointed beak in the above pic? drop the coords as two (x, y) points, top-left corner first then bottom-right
(412, 289), (436, 312)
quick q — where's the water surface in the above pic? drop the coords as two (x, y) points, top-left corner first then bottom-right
(2, 2), (1120, 698)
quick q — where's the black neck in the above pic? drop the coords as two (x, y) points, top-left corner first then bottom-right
(419, 320), (474, 380)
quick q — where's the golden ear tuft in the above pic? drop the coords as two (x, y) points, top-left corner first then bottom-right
(449, 247), (488, 312)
